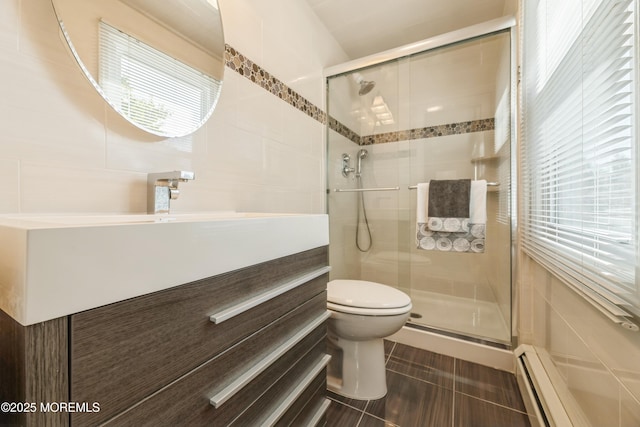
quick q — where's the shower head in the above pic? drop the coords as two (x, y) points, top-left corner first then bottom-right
(358, 148), (368, 159)
(358, 80), (376, 95)
(352, 72), (376, 96)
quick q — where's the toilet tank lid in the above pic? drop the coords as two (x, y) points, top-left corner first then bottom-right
(327, 279), (411, 309)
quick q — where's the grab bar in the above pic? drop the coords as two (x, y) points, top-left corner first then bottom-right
(209, 311), (330, 408)
(408, 182), (499, 189)
(333, 186), (400, 193)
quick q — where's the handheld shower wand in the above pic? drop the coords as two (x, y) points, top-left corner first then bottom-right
(354, 149), (372, 252)
(356, 149), (368, 177)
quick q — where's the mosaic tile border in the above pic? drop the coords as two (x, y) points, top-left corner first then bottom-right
(224, 44), (494, 146)
(225, 44), (327, 124)
(327, 118), (495, 146)
(360, 118), (495, 145)
(328, 116), (361, 144)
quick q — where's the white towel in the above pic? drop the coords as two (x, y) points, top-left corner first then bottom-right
(469, 180), (487, 224)
(416, 182), (429, 224)
(416, 180), (487, 253)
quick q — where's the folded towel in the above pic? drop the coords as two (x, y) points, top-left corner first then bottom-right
(428, 179), (471, 218)
(469, 180), (487, 224)
(416, 179), (487, 253)
(416, 182), (430, 224)
(427, 179), (471, 233)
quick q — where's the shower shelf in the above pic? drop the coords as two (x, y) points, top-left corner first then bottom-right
(332, 186), (400, 193)
(470, 155), (501, 163)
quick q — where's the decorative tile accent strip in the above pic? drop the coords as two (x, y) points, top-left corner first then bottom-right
(328, 116), (362, 144)
(224, 44), (327, 124)
(360, 118), (495, 146)
(223, 44), (493, 146)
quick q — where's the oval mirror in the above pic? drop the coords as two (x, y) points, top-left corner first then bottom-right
(51, 0), (225, 137)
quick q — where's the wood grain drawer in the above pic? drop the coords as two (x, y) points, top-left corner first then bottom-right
(230, 347), (328, 426)
(70, 247), (327, 426)
(231, 352), (328, 427)
(276, 375), (329, 426)
(98, 294), (328, 426)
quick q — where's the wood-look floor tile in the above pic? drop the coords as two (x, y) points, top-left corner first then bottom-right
(365, 370), (453, 427)
(384, 339), (396, 358)
(358, 413), (399, 426)
(385, 358), (454, 390)
(390, 343), (455, 372)
(325, 400), (364, 426)
(328, 390), (368, 410)
(387, 351), (454, 390)
(455, 359), (526, 411)
(454, 393), (531, 427)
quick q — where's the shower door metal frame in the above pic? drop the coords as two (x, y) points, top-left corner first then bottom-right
(324, 16), (516, 78)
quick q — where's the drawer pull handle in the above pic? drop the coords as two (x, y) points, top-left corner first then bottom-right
(210, 266), (331, 324)
(261, 355), (331, 426)
(307, 398), (332, 427)
(209, 311), (330, 408)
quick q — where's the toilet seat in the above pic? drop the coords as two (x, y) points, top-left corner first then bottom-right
(327, 280), (412, 316)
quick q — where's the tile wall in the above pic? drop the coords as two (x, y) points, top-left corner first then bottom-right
(0, 0), (348, 215)
(519, 254), (640, 426)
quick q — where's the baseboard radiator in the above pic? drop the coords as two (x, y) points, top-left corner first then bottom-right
(514, 345), (572, 427)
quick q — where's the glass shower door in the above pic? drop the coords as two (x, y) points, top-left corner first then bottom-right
(326, 30), (513, 346)
(403, 32), (513, 344)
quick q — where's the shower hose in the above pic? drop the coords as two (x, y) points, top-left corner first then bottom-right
(356, 177), (372, 252)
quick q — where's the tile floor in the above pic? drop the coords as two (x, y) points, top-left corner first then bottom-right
(325, 341), (533, 427)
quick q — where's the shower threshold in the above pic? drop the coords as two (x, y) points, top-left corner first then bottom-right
(405, 322), (511, 350)
(407, 290), (511, 345)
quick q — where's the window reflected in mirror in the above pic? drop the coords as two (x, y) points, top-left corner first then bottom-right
(50, 0), (225, 137)
(99, 22), (222, 136)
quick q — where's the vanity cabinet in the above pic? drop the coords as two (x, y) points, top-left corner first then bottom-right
(1, 246), (330, 427)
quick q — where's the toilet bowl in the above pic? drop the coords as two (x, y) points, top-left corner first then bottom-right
(326, 279), (412, 400)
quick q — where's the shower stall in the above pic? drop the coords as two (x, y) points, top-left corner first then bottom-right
(325, 18), (515, 347)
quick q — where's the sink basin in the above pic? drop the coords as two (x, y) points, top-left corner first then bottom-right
(0, 211), (298, 226)
(0, 212), (329, 325)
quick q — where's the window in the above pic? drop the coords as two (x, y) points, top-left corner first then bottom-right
(98, 22), (221, 137)
(522, 0), (638, 321)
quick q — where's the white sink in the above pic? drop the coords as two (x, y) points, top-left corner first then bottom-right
(0, 211), (298, 225)
(0, 212), (329, 325)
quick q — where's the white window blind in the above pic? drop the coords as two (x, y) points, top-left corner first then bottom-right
(98, 22), (221, 137)
(522, 0), (639, 323)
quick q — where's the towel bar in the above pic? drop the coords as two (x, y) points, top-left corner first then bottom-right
(332, 186), (400, 192)
(408, 182), (499, 189)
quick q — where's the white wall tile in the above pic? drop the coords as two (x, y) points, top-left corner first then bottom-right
(0, 53), (107, 169)
(20, 163), (146, 213)
(0, 159), (20, 213)
(621, 386), (640, 427)
(0, 0), (18, 51)
(1, 0), (344, 216)
(217, 0), (263, 63)
(18, 0), (72, 66)
(245, 0), (347, 108)
(523, 254), (640, 425)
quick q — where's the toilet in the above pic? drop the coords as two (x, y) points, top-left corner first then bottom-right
(326, 279), (412, 400)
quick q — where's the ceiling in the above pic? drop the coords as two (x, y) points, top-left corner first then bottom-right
(305, 0), (516, 60)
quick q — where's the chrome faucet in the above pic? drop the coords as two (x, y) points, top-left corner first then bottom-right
(147, 171), (195, 214)
(342, 153), (355, 177)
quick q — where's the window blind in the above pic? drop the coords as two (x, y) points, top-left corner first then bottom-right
(98, 21), (221, 137)
(522, 0), (638, 324)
